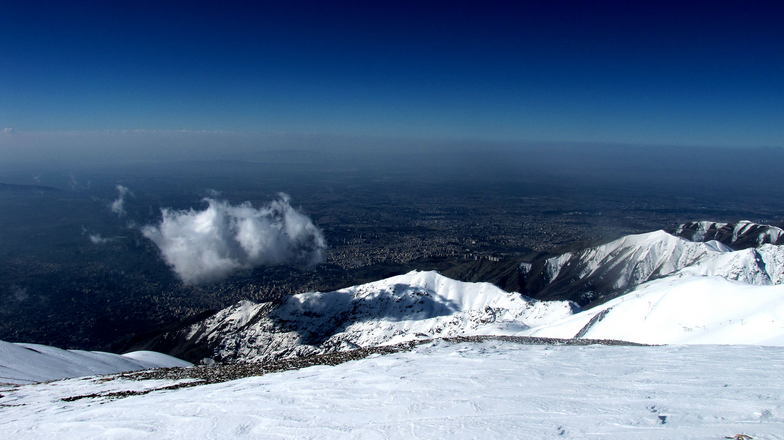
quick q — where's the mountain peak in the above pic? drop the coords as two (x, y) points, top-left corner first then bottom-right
(522, 227), (781, 306)
(160, 271), (578, 364)
(673, 220), (784, 248)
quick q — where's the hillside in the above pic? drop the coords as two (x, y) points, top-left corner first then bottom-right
(0, 340), (190, 384)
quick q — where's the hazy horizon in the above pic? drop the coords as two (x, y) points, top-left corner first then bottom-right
(2, 1), (783, 152)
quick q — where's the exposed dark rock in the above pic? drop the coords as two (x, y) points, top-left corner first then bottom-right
(62, 335), (647, 402)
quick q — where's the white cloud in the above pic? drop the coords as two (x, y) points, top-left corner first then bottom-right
(88, 233), (111, 244)
(141, 194), (326, 284)
(110, 185), (132, 216)
(2, 127), (14, 135)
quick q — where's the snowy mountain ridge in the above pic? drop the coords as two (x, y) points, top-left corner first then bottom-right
(181, 270), (578, 363)
(524, 229), (784, 304)
(541, 230), (731, 286)
(0, 340), (191, 384)
(150, 228), (784, 363)
(674, 220), (784, 248)
(109, 226), (784, 365)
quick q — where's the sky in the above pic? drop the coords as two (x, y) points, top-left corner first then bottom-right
(1, 0), (783, 149)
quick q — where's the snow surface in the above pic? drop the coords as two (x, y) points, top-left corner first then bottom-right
(524, 276), (784, 345)
(2, 340), (782, 439)
(675, 244), (784, 284)
(0, 340), (191, 385)
(184, 270), (577, 363)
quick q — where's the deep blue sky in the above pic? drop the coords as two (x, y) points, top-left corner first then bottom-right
(1, 1), (782, 147)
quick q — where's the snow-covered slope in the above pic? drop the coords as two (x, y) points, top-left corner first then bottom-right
(3, 341), (783, 439)
(524, 276), (784, 345)
(675, 243), (784, 284)
(521, 229), (784, 304)
(179, 270), (578, 363)
(674, 220), (784, 248)
(0, 340), (191, 384)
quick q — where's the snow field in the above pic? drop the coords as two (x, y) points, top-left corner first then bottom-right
(2, 341), (783, 440)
